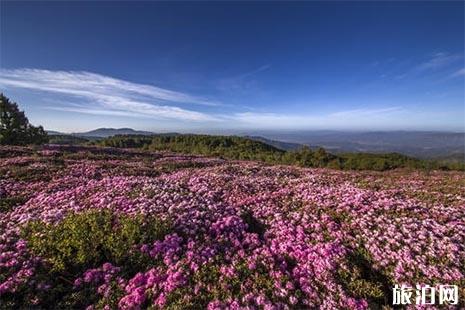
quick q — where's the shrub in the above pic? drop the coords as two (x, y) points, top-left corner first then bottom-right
(5, 210), (172, 308)
(21, 210), (172, 274)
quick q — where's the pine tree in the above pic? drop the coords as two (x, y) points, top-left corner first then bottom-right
(0, 93), (48, 145)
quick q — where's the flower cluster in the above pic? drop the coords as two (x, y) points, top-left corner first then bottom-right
(0, 145), (464, 309)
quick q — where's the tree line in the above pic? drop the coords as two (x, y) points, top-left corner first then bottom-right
(1, 94), (462, 171)
(95, 134), (465, 171)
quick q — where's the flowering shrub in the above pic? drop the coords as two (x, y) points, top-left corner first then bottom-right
(0, 145), (464, 309)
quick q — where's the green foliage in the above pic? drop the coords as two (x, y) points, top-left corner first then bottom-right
(98, 134), (284, 162)
(0, 93), (48, 145)
(21, 210), (171, 274)
(164, 260), (285, 309)
(0, 196), (27, 213)
(48, 134), (89, 145)
(282, 146), (337, 167)
(94, 134), (463, 171)
(339, 152), (421, 170)
(337, 247), (392, 307)
(4, 211), (171, 309)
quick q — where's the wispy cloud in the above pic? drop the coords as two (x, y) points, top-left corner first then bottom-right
(396, 52), (462, 80)
(0, 68), (431, 131)
(230, 107), (404, 130)
(414, 52), (461, 73)
(217, 64), (271, 93)
(0, 68), (219, 121)
(450, 68), (465, 78)
(328, 107), (403, 118)
(237, 64), (271, 79)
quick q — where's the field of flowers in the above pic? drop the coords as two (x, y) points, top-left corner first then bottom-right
(1, 145), (464, 309)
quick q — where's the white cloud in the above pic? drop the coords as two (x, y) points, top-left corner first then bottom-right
(217, 64), (271, 93)
(450, 68), (465, 78)
(230, 107), (404, 130)
(395, 53), (462, 80)
(0, 68), (413, 130)
(328, 107), (403, 118)
(0, 68), (218, 121)
(237, 64), (271, 79)
(415, 52), (461, 72)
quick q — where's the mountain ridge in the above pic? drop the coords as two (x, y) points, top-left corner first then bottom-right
(46, 128), (464, 161)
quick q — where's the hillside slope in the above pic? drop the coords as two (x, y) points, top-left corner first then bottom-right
(1, 145), (464, 309)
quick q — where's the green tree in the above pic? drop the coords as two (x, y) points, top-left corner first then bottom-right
(0, 93), (48, 145)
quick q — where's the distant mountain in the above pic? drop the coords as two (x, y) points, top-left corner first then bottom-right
(46, 130), (65, 135)
(96, 134), (465, 171)
(253, 130), (465, 160)
(246, 136), (304, 151)
(46, 128), (465, 161)
(73, 128), (154, 138)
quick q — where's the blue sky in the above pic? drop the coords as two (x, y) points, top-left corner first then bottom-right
(0, 1), (464, 132)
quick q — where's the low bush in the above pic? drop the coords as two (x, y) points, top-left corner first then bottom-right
(22, 210), (171, 274)
(3, 210), (173, 308)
